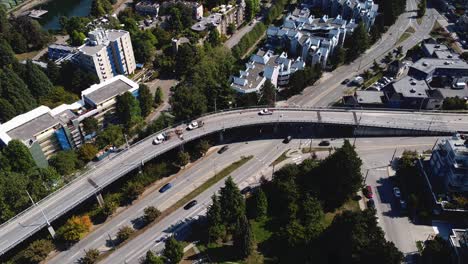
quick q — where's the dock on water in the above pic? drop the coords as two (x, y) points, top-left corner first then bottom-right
(28, 9), (48, 19)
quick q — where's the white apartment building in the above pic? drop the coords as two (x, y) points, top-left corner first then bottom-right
(231, 50), (305, 93)
(77, 29), (136, 82)
(430, 134), (468, 192)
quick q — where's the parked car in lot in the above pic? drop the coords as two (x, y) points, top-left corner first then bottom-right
(153, 133), (166, 145)
(218, 145), (229, 154)
(367, 199), (375, 209)
(159, 183), (172, 193)
(363, 185), (373, 199)
(258, 108), (273, 115)
(393, 187), (401, 198)
(319, 140), (330, 146)
(184, 200), (198, 210)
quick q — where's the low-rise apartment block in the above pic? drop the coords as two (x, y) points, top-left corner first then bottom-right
(191, 2), (245, 35)
(77, 29), (136, 82)
(429, 135), (468, 193)
(449, 228), (468, 264)
(267, 7), (356, 67)
(231, 50), (305, 93)
(135, 1), (160, 16)
(0, 75), (139, 167)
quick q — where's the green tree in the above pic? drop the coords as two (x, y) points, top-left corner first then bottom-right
(254, 189), (268, 220)
(82, 117), (99, 135)
(17, 239), (54, 264)
(143, 206), (161, 223)
(330, 47), (346, 67)
(170, 85), (207, 121)
(207, 194), (225, 242)
(259, 79), (276, 106)
(0, 67), (37, 114)
(154, 87), (164, 106)
(208, 27), (221, 46)
(80, 248), (100, 264)
(195, 140), (211, 157)
(49, 150), (82, 176)
(96, 125), (124, 148)
(116, 225), (134, 242)
(346, 22), (369, 62)
(162, 237), (184, 264)
(57, 215), (92, 243)
(78, 144), (99, 162)
(0, 98), (16, 123)
(46, 61), (60, 84)
(2, 140), (35, 173)
(442, 96), (466, 110)
(138, 84), (153, 117)
(219, 177), (246, 226)
(176, 151), (190, 167)
(421, 235), (452, 263)
(116, 92), (142, 129)
(70, 30), (86, 46)
(123, 181), (144, 202)
(233, 214), (254, 259)
(142, 250), (164, 264)
(39, 86), (80, 108)
(91, 0), (107, 17)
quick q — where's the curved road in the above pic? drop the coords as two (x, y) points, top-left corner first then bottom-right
(0, 108), (467, 256)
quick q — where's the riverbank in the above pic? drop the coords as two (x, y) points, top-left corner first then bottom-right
(10, 0), (52, 16)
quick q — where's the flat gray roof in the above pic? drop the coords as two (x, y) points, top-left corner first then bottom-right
(7, 113), (59, 142)
(392, 76), (430, 98)
(79, 44), (105, 56)
(411, 58), (468, 74)
(355, 90), (384, 104)
(84, 79), (133, 105)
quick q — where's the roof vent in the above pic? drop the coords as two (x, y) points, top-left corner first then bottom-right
(444, 61), (450, 65)
(422, 62), (428, 66)
(410, 81), (417, 86)
(435, 45), (440, 48)
(448, 55), (453, 58)
(410, 88), (416, 93)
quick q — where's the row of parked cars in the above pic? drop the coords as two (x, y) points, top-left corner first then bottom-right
(363, 185), (406, 211)
(367, 76), (394, 91)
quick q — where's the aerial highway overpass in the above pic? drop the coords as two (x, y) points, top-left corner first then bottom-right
(1, 107), (467, 256)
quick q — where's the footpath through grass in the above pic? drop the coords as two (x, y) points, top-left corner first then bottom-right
(98, 155), (253, 260)
(323, 199), (360, 227)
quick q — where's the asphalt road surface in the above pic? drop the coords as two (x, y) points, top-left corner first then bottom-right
(98, 136), (439, 263)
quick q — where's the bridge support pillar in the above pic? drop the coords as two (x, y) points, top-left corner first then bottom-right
(273, 124), (278, 134)
(96, 192), (105, 208)
(179, 143), (184, 151)
(219, 131), (224, 143)
(47, 225), (56, 238)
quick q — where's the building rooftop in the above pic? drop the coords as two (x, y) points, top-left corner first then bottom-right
(411, 58), (468, 75)
(82, 75), (139, 106)
(391, 76), (431, 98)
(78, 29), (128, 56)
(355, 90), (384, 104)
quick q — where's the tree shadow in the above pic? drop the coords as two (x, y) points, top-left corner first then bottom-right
(131, 216), (146, 230)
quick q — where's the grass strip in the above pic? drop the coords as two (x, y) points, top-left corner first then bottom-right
(301, 147), (332, 153)
(396, 32), (412, 45)
(270, 150), (289, 166)
(97, 156), (253, 260)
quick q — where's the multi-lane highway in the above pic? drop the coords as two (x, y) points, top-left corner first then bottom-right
(287, 0), (439, 107)
(98, 136), (439, 263)
(0, 108), (467, 256)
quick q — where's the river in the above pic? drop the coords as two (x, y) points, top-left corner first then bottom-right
(37, 0), (93, 30)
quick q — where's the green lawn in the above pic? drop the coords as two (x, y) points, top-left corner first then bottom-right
(270, 150), (289, 166)
(396, 32), (412, 45)
(323, 199), (360, 227)
(363, 72), (384, 88)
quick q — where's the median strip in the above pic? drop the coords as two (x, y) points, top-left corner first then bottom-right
(97, 155), (253, 261)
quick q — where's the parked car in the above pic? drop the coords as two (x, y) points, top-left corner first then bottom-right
(367, 199), (375, 209)
(153, 133), (165, 145)
(363, 185), (373, 199)
(399, 199), (407, 210)
(159, 183), (172, 193)
(218, 145), (229, 154)
(184, 200), (198, 210)
(241, 186), (252, 195)
(258, 108), (273, 115)
(393, 187), (401, 198)
(283, 135), (292, 144)
(319, 140), (330, 146)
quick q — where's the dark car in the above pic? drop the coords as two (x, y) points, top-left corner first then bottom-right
(218, 145), (229, 154)
(363, 185), (373, 199)
(241, 186), (252, 195)
(184, 200), (198, 210)
(367, 199), (375, 209)
(341, 79), (350, 85)
(159, 183), (172, 193)
(319, 140), (330, 146)
(283, 135), (292, 144)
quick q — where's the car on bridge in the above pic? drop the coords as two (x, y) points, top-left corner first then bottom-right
(187, 120), (204, 130)
(153, 133), (166, 145)
(258, 109), (273, 115)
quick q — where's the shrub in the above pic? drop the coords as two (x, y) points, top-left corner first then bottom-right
(116, 225), (134, 242)
(144, 206), (161, 223)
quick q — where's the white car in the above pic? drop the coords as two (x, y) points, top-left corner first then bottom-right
(393, 187), (401, 198)
(187, 121), (199, 130)
(153, 133), (165, 145)
(258, 109), (273, 115)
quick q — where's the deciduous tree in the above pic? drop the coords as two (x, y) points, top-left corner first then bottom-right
(162, 237), (183, 264)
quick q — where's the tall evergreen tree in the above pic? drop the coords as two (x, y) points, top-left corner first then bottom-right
(346, 22), (369, 62)
(23, 60), (54, 97)
(207, 194), (225, 242)
(138, 84), (154, 117)
(116, 92), (142, 128)
(260, 80), (276, 106)
(219, 177), (246, 226)
(0, 68), (37, 115)
(233, 214), (254, 259)
(254, 189), (268, 220)
(162, 237), (183, 264)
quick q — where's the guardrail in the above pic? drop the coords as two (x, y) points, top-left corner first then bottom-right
(0, 107), (459, 255)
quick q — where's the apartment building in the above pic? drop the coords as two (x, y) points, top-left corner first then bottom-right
(449, 228), (468, 264)
(161, 0), (204, 20)
(267, 7), (356, 67)
(429, 134), (468, 193)
(231, 50), (305, 93)
(135, 1), (160, 16)
(307, 0), (378, 30)
(77, 29), (136, 82)
(191, 2), (245, 35)
(0, 76), (139, 167)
